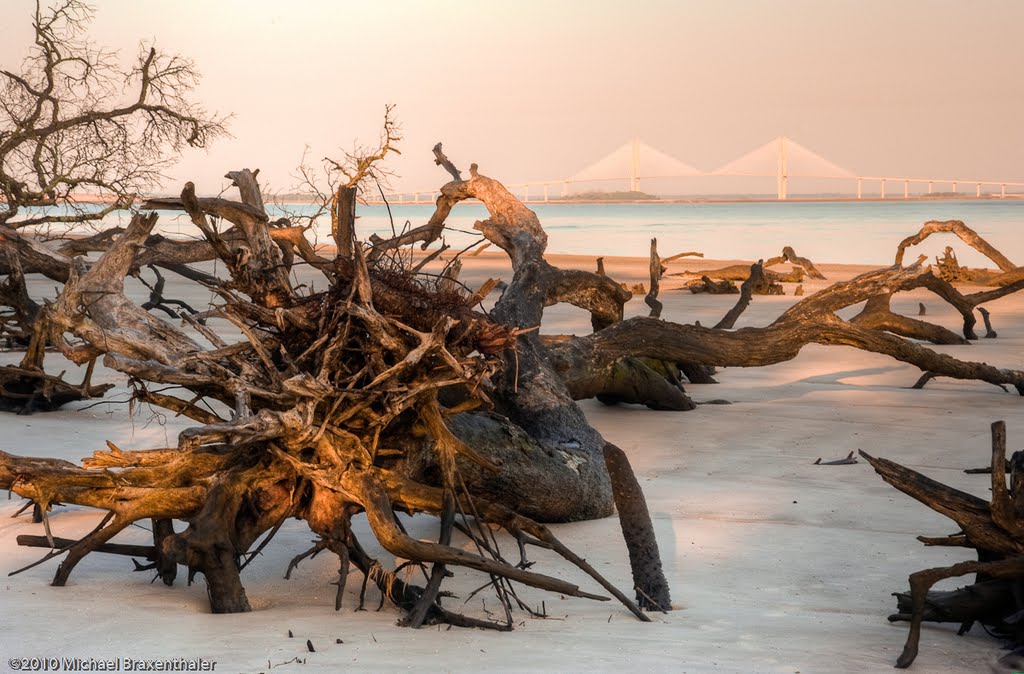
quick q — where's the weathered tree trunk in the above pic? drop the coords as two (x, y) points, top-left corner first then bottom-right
(603, 442), (671, 611)
(645, 238), (664, 318)
(334, 185), (357, 260)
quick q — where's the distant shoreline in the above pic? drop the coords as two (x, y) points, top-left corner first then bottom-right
(362, 194), (1024, 206)
(51, 193), (1024, 206)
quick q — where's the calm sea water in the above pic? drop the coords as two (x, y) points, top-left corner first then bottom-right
(60, 199), (1024, 268)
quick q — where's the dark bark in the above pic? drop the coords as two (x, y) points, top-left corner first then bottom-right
(334, 186), (357, 260)
(764, 246), (826, 280)
(895, 220), (1017, 273)
(603, 442), (671, 611)
(645, 238), (664, 318)
(676, 263), (802, 284)
(547, 264), (1024, 396)
(687, 276), (738, 294)
(715, 261), (767, 330)
(850, 294), (969, 345)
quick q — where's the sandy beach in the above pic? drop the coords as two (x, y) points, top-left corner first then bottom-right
(2, 250), (1021, 673)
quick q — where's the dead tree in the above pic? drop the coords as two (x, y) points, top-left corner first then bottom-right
(0, 157), (676, 625)
(0, 1), (224, 230)
(861, 421), (1024, 668)
(645, 238), (665, 318)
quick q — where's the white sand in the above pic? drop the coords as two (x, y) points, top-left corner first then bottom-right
(2, 252), (1022, 673)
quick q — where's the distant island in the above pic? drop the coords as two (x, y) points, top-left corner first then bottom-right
(567, 190), (657, 201)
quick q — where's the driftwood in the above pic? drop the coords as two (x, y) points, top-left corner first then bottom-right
(687, 276), (738, 294)
(813, 451), (857, 465)
(0, 161), (665, 627)
(5, 148), (1024, 633)
(764, 246), (826, 280)
(0, 363), (112, 414)
(645, 238), (665, 318)
(603, 442), (671, 611)
(546, 260), (1024, 396)
(849, 235), (1024, 343)
(678, 246), (819, 285)
(676, 264), (802, 284)
(715, 262), (769, 330)
(894, 220), (1024, 287)
(861, 421), (1024, 668)
(662, 251), (703, 264)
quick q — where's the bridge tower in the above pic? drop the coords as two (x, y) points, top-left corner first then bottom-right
(777, 136), (788, 200)
(629, 138), (641, 192)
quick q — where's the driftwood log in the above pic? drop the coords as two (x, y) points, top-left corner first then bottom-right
(861, 421), (1024, 668)
(676, 246), (820, 285)
(686, 276), (739, 294)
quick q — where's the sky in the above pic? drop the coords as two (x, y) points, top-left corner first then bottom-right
(2, 0), (1023, 196)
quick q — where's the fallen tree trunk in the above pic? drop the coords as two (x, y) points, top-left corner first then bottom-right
(547, 263), (1024, 395)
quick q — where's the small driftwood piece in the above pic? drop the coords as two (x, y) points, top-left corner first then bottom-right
(661, 251), (703, 264)
(432, 143), (462, 182)
(645, 238), (665, 318)
(764, 246), (826, 280)
(687, 276), (738, 295)
(895, 220), (1016, 273)
(715, 261), (768, 330)
(978, 307), (997, 338)
(813, 451), (857, 465)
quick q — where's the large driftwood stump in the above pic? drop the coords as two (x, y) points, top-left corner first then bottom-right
(862, 421), (1024, 668)
(0, 161), (668, 627)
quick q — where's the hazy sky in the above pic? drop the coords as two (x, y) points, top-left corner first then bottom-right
(3, 0), (1023, 195)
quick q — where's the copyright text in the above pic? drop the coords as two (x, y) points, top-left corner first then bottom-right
(6, 657), (216, 672)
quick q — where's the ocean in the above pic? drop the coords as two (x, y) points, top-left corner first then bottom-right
(43, 198), (1024, 268)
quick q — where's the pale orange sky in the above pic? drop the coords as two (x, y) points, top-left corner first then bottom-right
(3, 0), (1023, 195)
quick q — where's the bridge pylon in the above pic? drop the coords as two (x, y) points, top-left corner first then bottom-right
(777, 136), (788, 200)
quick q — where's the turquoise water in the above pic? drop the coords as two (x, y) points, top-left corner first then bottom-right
(284, 199), (1024, 267)
(38, 198), (1024, 267)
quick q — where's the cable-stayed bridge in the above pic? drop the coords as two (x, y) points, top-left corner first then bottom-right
(379, 136), (1024, 203)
